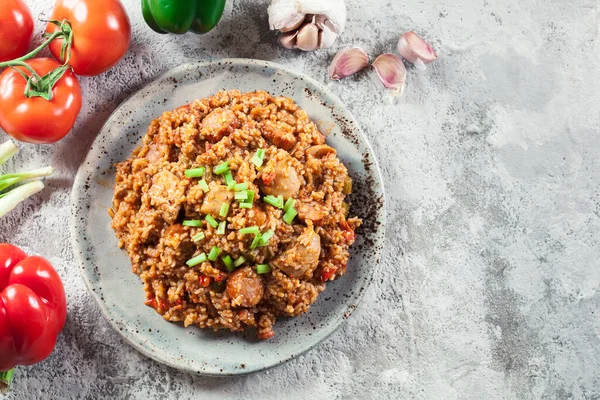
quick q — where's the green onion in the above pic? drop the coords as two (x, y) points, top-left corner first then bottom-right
(222, 255), (234, 272)
(284, 198), (296, 212)
(239, 202), (253, 209)
(250, 149), (265, 167)
(208, 246), (221, 261)
(233, 256), (246, 267)
(192, 232), (205, 242)
(246, 190), (255, 203)
(239, 226), (260, 235)
(0, 181), (45, 218)
(184, 167), (205, 178)
(0, 141), (18, 166)
(217, 221), (226, 235)
(213, 161), (229, 175)
(223, 170), (234, 187)
(205, 215), (218, 228)
(0, 166), (54, 192)
(256, 264), (271, 274)
(0, 141), (53, 219)
(264, 195), (284, 209)
(219, 203), (229, 218)
(186, 253), (207, 267)
(198, 179), (210, 192)
(250, 234), (262, 250)
(258, 229), (274, 246)
(183, 220), (202, 227)
(234, 191), (248, 201)
(234, 182), (249, 191)
(283, 207), (298, 224)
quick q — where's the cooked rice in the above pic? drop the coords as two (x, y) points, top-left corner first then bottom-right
(111, 90), (361, 339)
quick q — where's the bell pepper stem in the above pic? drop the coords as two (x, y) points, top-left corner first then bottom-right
(0, 369), (15, 391)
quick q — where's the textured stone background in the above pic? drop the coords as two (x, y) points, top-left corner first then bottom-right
(1, 0), (599, 399)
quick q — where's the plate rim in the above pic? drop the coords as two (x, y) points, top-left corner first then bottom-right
(69, 58), (387, 376)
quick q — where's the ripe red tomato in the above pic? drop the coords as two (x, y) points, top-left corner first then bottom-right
(46, 0), (131, 76)
(0, 0), (34, 62)
(0, 58), (82, 144)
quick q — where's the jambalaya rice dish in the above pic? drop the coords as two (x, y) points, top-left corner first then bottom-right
(110, 90), (361, 339)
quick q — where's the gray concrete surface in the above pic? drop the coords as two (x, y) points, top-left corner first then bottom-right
(1, 0), (599, 398)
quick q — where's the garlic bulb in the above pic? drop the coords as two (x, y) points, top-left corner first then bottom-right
(398, 31), (437, 64)
(329, 47), (369, 80)
(372, 53), (406, 93)
(268, 0), (347, 51)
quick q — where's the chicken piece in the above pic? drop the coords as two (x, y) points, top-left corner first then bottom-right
(161, 223), (195, 264)
(145, 143), (162, 163)
(272, 226), (321, 278)
(226, 267), (265, 307)
(260, 119), (297, 151)
(259, 153), (301, 199)
(296, 200), (328, 225)
(148, 170), (182, 224)
(200, 109), (240, 142)
(200, 184), (233, 219)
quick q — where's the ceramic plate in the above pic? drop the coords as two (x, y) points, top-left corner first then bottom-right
(70, 59), (385, 375)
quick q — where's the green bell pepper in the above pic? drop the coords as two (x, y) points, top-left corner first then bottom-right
(142, 0), (226, 35)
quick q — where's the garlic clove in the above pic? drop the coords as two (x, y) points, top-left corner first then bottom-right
(329, 47), (369, 80)
(398, 31), (437, 64)
(318, 24), (338, 49)
(280, 31), (298, 49)
(313, 14), (328, 30)
(372, 53), (406, 92)
(279, 14), (306, 32)
(296, 22), (320, 51)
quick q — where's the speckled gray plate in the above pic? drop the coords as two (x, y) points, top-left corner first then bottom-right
(69, 59), (385, 376)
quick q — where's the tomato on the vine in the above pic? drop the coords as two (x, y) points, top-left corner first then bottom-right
(46, 0), (131, 76)
(0, 0), (34, 63)
(0, 58), (82, 144)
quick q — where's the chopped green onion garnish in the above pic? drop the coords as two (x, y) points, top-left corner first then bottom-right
(222, 255), (234, 272)
(185, 167), (205, 178)
(198, 179), (210, 192)
(256, 264), (271, 274)
(284, 198), (296, 212)
(233, 256), (246, 267)
(235, 191), (248, 201)
(208, 246), (222, 261)
(217, 221), (226, 235)
(213, 161), (229, 175)
(234, 182), (249, 191)
(250, 149), (265, 167)
(250, 234), (262, 250)
(183, 220), (202, 227)
(283, 207), (298, 224)
(205, 215), (218, 228)
(223, 170), (234, 187)
(258, 229), (274, 247)
(186, 253), (207, 267)
(246, 190), (255, 203)
(239, 202), (253, 209)
(264, 195), (284, 209)
(239, 226), (260, 235)
(219, 203), (230, 217)
(192, 232), (205, 242)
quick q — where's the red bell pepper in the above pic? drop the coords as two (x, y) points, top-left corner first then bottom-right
(0, 244), (66, 388)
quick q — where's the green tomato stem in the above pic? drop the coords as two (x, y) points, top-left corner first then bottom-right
(0, 19), (74, 100)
